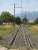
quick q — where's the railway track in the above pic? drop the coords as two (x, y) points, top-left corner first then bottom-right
(0, 24), (38, 49)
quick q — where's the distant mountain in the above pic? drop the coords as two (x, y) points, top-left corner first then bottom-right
(16, 11), (38, 21)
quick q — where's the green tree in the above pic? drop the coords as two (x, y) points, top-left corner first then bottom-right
(34, 18), (38, 24)
(15, 17), (21, 24)
(0, 11), (15, 22)
(23, 17), (28, 24)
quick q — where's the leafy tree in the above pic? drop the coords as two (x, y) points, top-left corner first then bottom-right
(15, 17), (21, 24)
(0, 11), (15, 22)
(34, 18), (38, 24)
(23, 17), (28, 23)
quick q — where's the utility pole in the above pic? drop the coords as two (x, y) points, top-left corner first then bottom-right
(14, 0), (22, 17)
(21, 0), (22, 8)
(14, 3), (15, 17)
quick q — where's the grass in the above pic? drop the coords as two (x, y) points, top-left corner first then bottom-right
(0, 24), (38, 39)
(27, 24), (38, 38)
(0, 24), (16, 38)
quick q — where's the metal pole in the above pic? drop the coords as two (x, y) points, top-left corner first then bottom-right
(14, 3), (15, 17)
(21, 0), (22, 8)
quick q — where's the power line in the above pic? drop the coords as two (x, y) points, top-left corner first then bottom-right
(14, 0), (22, 17)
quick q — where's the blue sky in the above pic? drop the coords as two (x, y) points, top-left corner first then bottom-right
(0, 0), (38, 15)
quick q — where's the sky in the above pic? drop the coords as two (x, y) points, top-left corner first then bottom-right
(0, 0), (38, 15)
